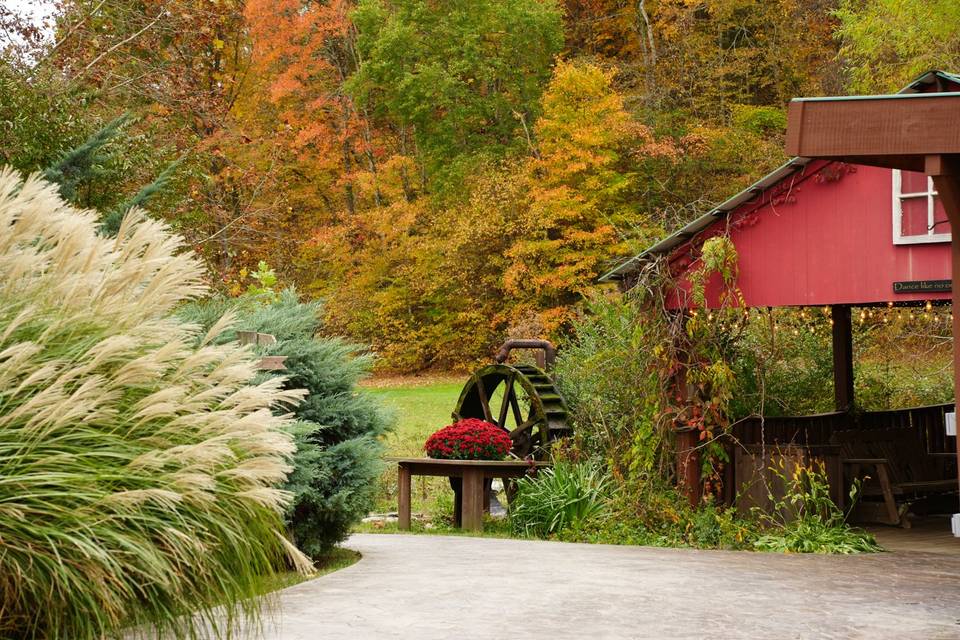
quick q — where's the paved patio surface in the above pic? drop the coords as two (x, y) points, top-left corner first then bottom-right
(257, 533), (960, 639)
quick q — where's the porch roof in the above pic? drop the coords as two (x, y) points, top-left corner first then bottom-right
(600, 70), (960, 284)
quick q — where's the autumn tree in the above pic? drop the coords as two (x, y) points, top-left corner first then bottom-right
(242, 0), (370, 217)
(562, 0), (840, 115)
(507, 61), (676, 333)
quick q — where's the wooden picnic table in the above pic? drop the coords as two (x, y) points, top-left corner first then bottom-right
(388, 458), (551, 531)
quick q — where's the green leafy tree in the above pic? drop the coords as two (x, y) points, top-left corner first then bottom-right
(0, 59), (93, 173)
(834, 0), (960, 93)
(349, 0), (564, 174)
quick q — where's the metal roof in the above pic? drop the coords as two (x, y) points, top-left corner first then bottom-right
(792, 91), (960, 102)
(599, 70), (960, 283)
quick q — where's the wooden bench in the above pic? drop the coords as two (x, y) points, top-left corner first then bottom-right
(389, 458), (550, 531)
(831, 427), (957, 527)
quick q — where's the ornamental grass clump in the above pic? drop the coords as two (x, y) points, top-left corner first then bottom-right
(511, 462), (610, 538)
(425, 418), (512, 460)
(0, 169), (311, 640)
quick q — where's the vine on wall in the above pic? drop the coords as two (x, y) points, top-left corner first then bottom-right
(664, 235), (744, 502)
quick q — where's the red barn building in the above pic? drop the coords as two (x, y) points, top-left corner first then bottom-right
(602, 71), (960, 529)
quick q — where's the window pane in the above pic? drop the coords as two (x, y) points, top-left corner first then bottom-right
(932, 195), (950, 235)
(900, 171), (929, 194)
(901, 197), (928, 236)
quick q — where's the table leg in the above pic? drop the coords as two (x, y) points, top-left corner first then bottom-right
(450, 477), (462, 527)
(398, 464), (411, 530)
(462, 468), (484, 531)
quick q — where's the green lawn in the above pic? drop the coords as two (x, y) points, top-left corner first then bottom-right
(362, 377), (465, 516)
(365, 378), (464, 456)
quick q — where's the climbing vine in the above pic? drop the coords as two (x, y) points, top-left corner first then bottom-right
(670, 234), (744, 501)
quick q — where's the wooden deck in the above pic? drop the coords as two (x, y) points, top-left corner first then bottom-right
(868, 516), (960, 555)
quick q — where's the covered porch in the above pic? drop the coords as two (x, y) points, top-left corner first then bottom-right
(600, 71), (960, 532)
(729, 401), (956, 527)
(728, 302), (957, 527)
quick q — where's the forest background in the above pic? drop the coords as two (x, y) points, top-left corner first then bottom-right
(2, 0), (959, 373)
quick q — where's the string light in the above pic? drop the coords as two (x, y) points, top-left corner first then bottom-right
(688, 300), (951, 340)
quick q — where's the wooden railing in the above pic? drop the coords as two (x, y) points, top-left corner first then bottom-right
(732, 402), (956, 454)
(725, 402), (956, 510)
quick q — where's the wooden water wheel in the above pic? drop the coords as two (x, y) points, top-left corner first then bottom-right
(452, 341), (571, 460)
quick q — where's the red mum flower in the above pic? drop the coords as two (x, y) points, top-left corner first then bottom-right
(424, 418), (512, 460)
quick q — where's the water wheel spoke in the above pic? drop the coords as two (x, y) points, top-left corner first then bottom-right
(509, 390), (524, 426)
(509, 418), (539, 439)
(475, 376), (494, 423)
(453, 362), (570, 460)
(497, 375), (515, 430)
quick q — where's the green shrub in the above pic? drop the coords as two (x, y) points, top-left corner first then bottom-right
(270, 337), (391, 446)
(285, 426), (384, 558)
(511, 462), (610, 537)
(553, 293), (668, 479)
(753, 461), (881, 554)
(181, 290), (393, 557)
(0, 170), (309, 640)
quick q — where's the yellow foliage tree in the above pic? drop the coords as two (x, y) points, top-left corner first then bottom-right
(507, 61), (675, 333)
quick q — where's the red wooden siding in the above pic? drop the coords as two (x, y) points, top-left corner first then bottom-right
(673, 160), (952, 308)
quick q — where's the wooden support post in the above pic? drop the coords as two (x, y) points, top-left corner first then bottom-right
(676, 428), (701, 506)
(398, 463), (411, 530)
(927, 154), (960, 511)
(831, 305), (854, 412)
(461, 468), (485, 531)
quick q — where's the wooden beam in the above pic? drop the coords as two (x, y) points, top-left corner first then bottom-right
(926, 155), (960, 511)
(831, 305), (854, 412)
(786, 94), (960, 160)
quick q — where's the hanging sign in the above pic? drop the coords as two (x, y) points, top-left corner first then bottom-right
(892, 279), (951, 293)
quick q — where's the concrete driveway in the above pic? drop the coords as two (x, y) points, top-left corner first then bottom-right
(259, 533), (960, 640)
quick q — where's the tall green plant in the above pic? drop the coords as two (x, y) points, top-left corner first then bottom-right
(511, 462), (610, 537)
(753, 461), (881, 554)
(0, 170), (310, 640)
(554, 292), (668, 480)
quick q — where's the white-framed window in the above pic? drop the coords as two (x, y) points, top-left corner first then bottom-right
(892, 169), (951, 244)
